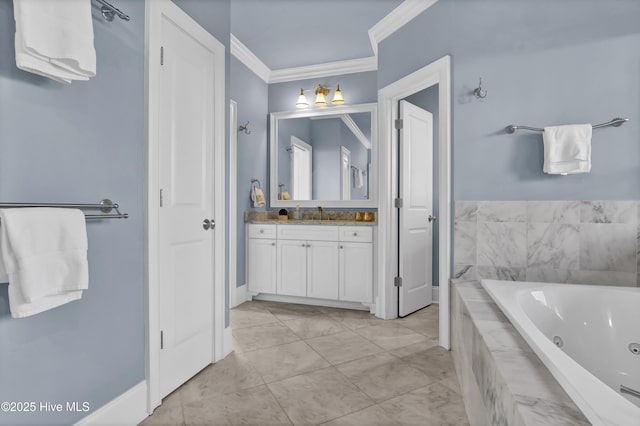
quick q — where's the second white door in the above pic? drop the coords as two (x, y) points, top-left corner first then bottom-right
(398, 100), (434, 317)
(157, 6), (220, 398)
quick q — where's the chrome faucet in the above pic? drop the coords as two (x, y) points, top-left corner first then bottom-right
(316, 206), (323, 221)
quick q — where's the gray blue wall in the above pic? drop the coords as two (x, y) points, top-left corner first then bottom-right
(231, 57), (269, 290)
(0, 0), (230, 424)
(379, 0), (640, 201)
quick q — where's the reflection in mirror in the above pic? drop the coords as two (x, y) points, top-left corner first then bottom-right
(270, 104), (376, 207)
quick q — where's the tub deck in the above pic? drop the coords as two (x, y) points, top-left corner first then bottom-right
(451, 280), (589, 426)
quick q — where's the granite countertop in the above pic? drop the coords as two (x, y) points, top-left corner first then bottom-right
(245, 219), (376, 226)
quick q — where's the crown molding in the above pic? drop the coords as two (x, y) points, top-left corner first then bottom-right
(230, 34), (271, 83)
(231, 0), (438, 85)
(368, 0), (438, 56)
(269, 56), (377, 84)
(341, 114), (371, 149)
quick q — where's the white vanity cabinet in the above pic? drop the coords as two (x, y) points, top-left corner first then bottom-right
(276, 239), (308, 297)
(246, 223), (374, 307)
(339, 227), (373, 302)
(247, 224), (277, 294)
(306, 241), (340, 300)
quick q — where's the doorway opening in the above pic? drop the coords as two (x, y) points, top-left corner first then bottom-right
(377, 55), (451, 349)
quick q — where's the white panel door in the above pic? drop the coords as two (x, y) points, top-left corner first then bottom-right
(307, 241), (340, 300)
(158, 13), (215, 398)
(398, 100), (434, 317)
(339, 242), (372, 303)
(290, 136), (313, 200)
(277, 240), (308, 297)
(247, 239), (277, 294)
(341, 146), (351, 201)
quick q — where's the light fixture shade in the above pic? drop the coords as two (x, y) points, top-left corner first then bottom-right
(314, 84), (329, 106)
(314, 92), (327, 106)
(331, 84), (345, 105)
(296, 89), (309, 108)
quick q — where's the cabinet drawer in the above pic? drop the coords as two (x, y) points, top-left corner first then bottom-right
(339, 227), (373, 243)
(277, 225), (339, 241)
(248, 224), (277, 239)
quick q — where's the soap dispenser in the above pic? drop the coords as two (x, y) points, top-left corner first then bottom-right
(293, 205), (301, 220)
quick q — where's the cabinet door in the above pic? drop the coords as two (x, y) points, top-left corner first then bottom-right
(339, 242), (373, 303)
(247, 238), (277, 294)
(277, 240), (308, 297)
(307, 241), (340, 300)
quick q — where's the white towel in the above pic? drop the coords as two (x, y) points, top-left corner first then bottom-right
(354, 168), (364, 189)
(13, 0), (97, 83)
(0, 208), (89, 318)
(543, 124), (592, 175)
(251, 187), (266, 208)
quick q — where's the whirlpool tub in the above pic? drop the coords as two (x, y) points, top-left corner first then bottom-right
(481, 280), (640, 426)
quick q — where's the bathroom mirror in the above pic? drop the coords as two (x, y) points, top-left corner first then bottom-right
(270, 103), (377, 208)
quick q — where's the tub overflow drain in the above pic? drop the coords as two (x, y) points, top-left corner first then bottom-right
(629, 343), (640, 356)
(553, 336), (563, 348)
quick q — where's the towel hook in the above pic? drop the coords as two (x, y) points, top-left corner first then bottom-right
(473, 78), (487, 99)
(250, 178), (261, 189)
(239, 121), (251, 135)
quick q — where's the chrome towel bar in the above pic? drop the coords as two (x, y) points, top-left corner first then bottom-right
(95, 0), (130, 22)
(0, 199), (128, 220)
(506, 117), (629, 134)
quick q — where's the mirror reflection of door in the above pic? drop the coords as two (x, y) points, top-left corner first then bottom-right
(341, 146), (351, 200)
(290, 136), (313, 200)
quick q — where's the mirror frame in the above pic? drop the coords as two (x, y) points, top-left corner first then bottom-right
(270, 103), (377, 208)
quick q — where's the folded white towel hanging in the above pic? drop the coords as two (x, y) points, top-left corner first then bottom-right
(13, 0), (97, 83)
(354, 167), (364, 189)
(251, 187), (266, 208)
(543, 124), (592, 175)
(0, 208), (89, 318)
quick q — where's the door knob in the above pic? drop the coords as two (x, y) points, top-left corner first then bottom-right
(428, 215), (437, 223)
(203, 219), (211, 230)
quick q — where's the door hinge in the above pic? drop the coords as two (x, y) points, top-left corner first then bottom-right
(160, 46), (164, 66)
(394, 198), (403, 208)
(160, 330), (164, 349)
(394, 119), (403, 130)
(394, 276), (403, 287)
(160, 189), (163, 207)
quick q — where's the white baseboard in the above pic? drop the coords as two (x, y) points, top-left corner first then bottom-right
(223, 326), (233, 358)
(232, 284), (247, 308)
(74, 381), (148, 426)
(432, 286), (440, 303)
(253, 293), (370, 311)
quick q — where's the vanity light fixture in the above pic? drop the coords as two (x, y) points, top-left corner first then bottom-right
(295, 84), (345, 108)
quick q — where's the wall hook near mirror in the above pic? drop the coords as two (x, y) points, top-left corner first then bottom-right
(238, 121), (251, 134)
(473, 78), (487, 99)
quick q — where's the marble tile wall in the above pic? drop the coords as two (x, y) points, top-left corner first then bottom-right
(453, 201), (640, 286)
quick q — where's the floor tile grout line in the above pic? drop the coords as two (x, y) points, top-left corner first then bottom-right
(263, 382), (296, 426)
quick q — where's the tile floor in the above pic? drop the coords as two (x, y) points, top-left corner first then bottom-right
(140, 301), (469, 426)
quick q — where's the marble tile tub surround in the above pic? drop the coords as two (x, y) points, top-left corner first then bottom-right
(245, 209), (377, 223)
(453, 200), (640, 286)
(451, 280), (589, 426)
